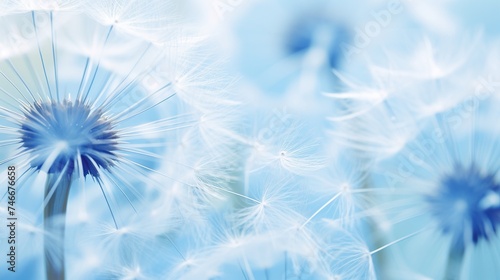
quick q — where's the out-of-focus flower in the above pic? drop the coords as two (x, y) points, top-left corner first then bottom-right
(363, 51), (500, 279)
(216, 0), (357, 102)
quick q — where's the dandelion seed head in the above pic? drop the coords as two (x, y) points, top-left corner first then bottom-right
(84, 0), (183, 45)
(427, 165), (500, 248)
(20, 100), (118, 177)
(318, 222), (376, 280)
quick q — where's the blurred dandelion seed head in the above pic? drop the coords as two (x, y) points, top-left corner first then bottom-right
(427, 164), (500, 248)
(20, 99), (118, 177)
(285, 16), (349, 68)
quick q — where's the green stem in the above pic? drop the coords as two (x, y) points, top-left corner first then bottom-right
(444, 244), (465, 280)
(44, 173), (72, 280)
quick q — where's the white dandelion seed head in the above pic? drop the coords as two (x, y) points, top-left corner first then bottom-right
(84, 0), (187, 45)
(319, 222), (376, 280)
(329, 102), (421, 162)
(234, 172), (306, 232)
(246, 116), (326, 174)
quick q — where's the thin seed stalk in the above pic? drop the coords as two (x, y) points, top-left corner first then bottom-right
(444, 244), (465, 280)
(44, 173), (73, 280)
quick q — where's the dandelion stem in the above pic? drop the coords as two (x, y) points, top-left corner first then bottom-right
(444, 244), (465, 280)
(49, 12), (60, 103)
(32, 11), (54, 101)
(82, 25), (114, 104)
(242, 256), (256, 280)
(300, 192), (342, 229)
(284, 251), (288, 280)
(239, 262), (249, 280)
(164, 234), (186, 261)
(369, 227), (428, 255)
(44, 173), (72, 280)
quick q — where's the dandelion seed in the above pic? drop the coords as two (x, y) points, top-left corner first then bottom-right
(246, 118), (326, 174)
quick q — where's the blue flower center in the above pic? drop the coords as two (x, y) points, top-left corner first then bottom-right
(20, 100), (119, 178)
(427, 165), (500, 249)
(285, 17), (349, 68)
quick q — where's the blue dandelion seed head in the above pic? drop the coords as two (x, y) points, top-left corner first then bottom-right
(19, 100), (119, 178)
(285, 16), (350, 68)
(427, 164), (500, 249)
